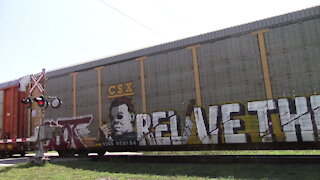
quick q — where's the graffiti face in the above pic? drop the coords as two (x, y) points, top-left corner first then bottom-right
(100, 97), (137, 144)
(111, 104), (134, 136)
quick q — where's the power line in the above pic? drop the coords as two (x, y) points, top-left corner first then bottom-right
(99, 0), (164, 38)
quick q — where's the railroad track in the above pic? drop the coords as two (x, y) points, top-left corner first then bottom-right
(49, 155), (320, 164)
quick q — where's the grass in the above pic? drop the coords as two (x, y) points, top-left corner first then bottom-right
(0, 150), (319, 180)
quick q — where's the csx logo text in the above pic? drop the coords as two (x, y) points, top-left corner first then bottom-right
(108, 82), (134, 98)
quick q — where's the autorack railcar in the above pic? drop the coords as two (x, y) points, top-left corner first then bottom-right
(1, 6), (320, 156)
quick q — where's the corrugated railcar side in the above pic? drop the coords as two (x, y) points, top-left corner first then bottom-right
(0, 80), (29, 156)
(44, 6), (320, 155)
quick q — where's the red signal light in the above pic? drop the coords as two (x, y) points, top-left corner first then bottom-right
(34, 96), (48, 108)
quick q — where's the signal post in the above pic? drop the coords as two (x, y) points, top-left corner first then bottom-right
(21, 69), (62, 164)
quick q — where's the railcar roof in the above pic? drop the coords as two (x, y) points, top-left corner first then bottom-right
(0, 79), (20, 89)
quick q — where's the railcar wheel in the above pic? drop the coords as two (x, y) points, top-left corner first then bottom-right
(97, 150), (106, 157)
(20, 152), (26, 157)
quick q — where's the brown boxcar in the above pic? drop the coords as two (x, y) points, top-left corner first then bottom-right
(0, 77), (31, 156)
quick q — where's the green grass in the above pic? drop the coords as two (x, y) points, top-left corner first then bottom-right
(142, 150), (320, 155)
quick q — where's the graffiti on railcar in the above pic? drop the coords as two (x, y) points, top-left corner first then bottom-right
(44, 115), (93, 149)
(100, 97), (137, 146)
(100, 95), (320, 147)
(193, 95), (320, 144)
(100, 97), (195, 146)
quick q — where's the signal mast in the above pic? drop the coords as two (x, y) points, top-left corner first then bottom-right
(20, 69), (62, 164)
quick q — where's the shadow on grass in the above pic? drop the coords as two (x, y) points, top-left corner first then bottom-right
(50, 160), (320, 180)
(0, 162), (44, 173)
(1, 159), (319, 179)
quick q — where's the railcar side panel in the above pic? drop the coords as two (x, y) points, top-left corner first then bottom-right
(198, 34), (266, 105)
(17, 91), (26, 138)
(145, 49), (194, 114)
(0, 83), (29, 156)
(142, 48), (196, 144)
(266, 18), (320, 98)
(45, 74), (79, 150)
(103, 61), (142, 118)
(77, 69), (99, 132)
(46, 75), (73, 120)
(2, 86), (19, 139)
(44, 7), (320, 152)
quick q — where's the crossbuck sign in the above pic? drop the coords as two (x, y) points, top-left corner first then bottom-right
(30, 73), (44, 93)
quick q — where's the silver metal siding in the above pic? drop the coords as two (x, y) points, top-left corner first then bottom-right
(145, 49), (195, 114)
(198, 34), (265, 106)
(77, 69), (99, 136)
(265, 18), (320, 98)
(45, 75), (73, 119)
(102, 60), (141, 121)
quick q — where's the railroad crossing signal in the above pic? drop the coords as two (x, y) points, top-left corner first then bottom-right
(29, 73), (44, 94)
(21, 96), (62, 109)
(22, 69), (62, 109)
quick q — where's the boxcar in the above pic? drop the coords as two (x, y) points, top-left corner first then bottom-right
(2, 6), (320, 156)
(0, 76), (32, 156)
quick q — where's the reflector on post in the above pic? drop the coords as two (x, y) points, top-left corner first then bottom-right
(51, 98), (62, 108)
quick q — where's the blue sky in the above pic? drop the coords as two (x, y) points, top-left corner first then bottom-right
(0, 0), (319, 83)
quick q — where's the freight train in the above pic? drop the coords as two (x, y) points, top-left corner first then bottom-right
(1, 6), (320, 157)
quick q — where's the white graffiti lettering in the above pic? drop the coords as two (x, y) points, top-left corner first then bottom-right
(248, 100), (275, 142)
(169, 111), (182, 145)
(181, 116), (193, 144)
(194, 106), (219, 144)
(152, 112), (171, 145)
(221, 103), (247, 143)
(136, 114), (156, 146)
(208, 106), (219, 144)
(278, 97), (314, 142)
(310, 95), (320, 130)
(194, 107), (211, 144)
